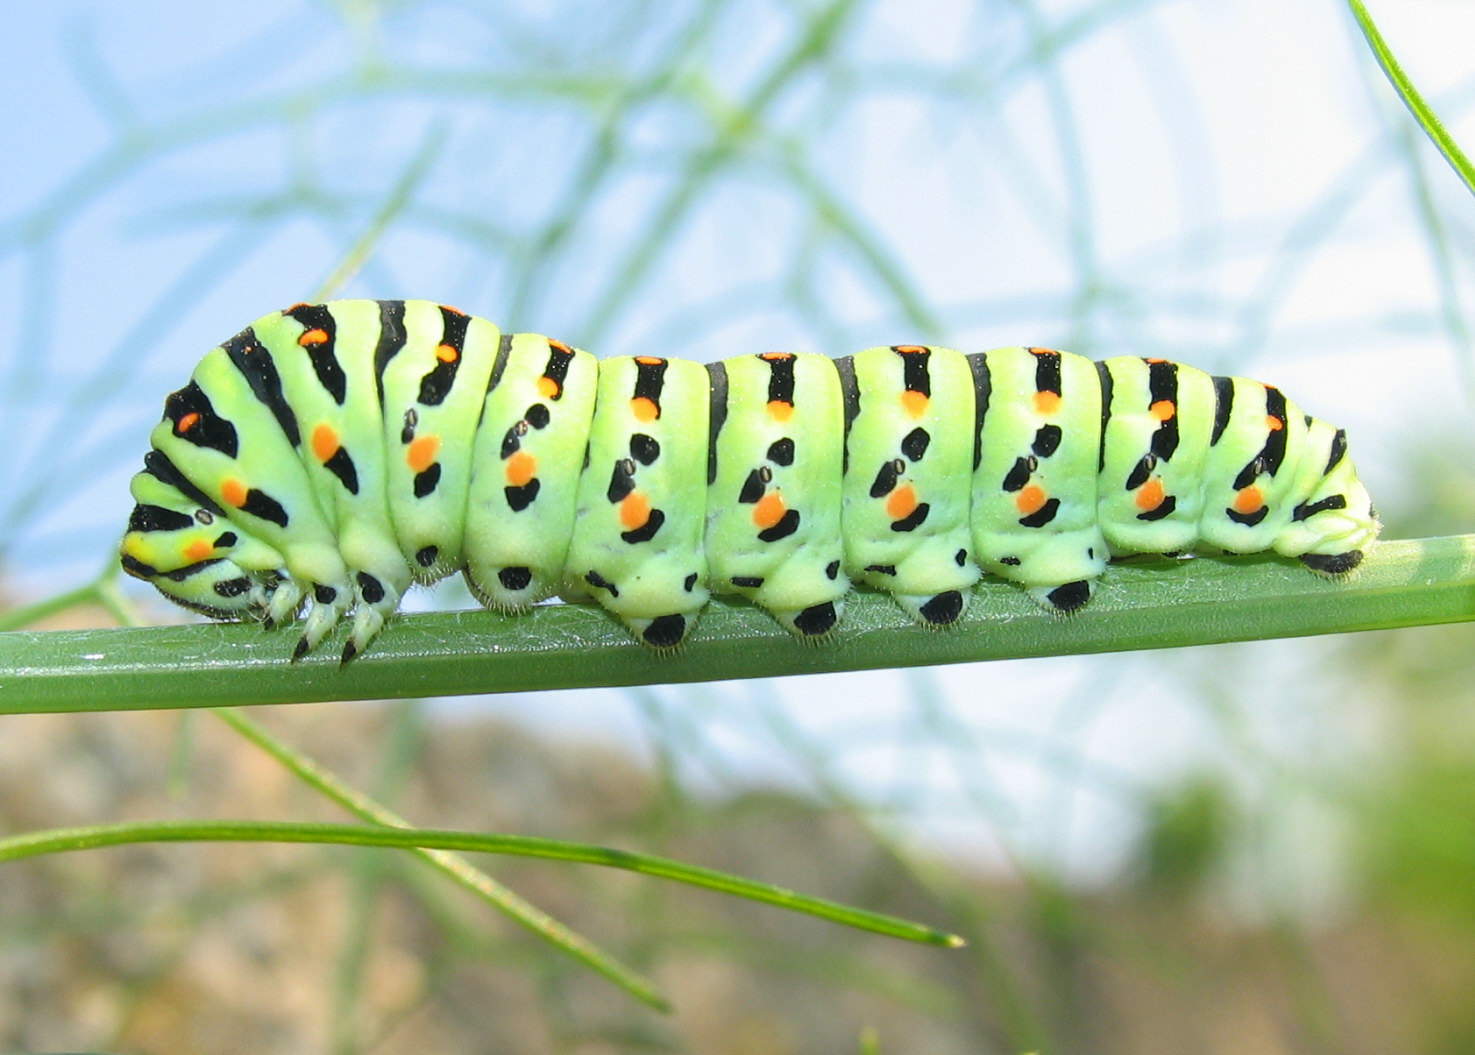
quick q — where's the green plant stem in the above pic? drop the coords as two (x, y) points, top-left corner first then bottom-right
(311, 122), (446, 302)
(0, 579), (104, 632)
(1348, 0), (1475, 198)
(3, 536), (1472, 713)
(0, 819), (963, 948)
(212, 706), (672, 1010)
(94, 556), (673, 1007)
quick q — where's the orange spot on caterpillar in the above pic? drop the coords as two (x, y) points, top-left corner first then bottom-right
(1144, 356), (1168, 364)
(753, 492), (787, 530)
(620, 491), (651, 531)
(893, 344), (928, 355)
(1135, 477), (1166, 512)
(760, 352), (795, 361)
(1015, 484), (1048, 516)
(536, 375), (560, 399)
(634, 356), (664, 366)
(441, 304), (466, 316)
(900, 390), (929, 419)
(767, 400), (794, 422)
(1265, 415), (1284, 432)
(311, 423), (339, 463)
(183, 539), (213, 563)
(435, 343), (459, 363)
(505, 450), (537, 487)
(547, 338), (573, 354)
(221, 479), (248, 508)
(1233, 486), (1264, 514)
(1149, 400), (1176, 422)
(886, 483), (918, 521)
(298, 328), (328, 347)
(631, 396), (659, 422)
(177, 411), (200, 433)
(1033, 391), (1062, 416)
(407, 435), (441, 473)
(1028, 346), (1060, 357)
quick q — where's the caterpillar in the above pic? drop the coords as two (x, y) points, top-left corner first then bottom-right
(120, 299), (1380, 662)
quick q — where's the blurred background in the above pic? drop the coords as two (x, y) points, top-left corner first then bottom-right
(3, 0), (1475, 1051)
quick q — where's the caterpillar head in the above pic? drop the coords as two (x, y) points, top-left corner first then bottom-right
(120, 467), (279, 619)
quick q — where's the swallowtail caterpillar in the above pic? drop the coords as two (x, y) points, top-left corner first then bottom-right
(120, 299), (1380, 661)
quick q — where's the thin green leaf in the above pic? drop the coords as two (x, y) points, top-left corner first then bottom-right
(0, 819), (963, 948)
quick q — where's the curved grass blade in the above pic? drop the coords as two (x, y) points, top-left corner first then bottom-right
(213, 706), (672, 1010)
(0, 820), (963, 948)
(0, 570), (673, 1008)
(1347, 0), (1475, 198)
(311, 121), (448, 302)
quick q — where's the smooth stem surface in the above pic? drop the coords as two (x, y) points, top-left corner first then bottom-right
(2, 536), (1473, 713)
(1348, 0), (1475, 198)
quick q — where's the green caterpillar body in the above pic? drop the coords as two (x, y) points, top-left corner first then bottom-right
(120, 299), (1380, 660)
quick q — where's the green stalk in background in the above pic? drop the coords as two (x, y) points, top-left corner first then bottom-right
(0, 819), (963, 948)
(1348, 0), (1475, 197)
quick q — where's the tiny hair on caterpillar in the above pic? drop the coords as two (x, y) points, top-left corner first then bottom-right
(119, 299), (1380, 662)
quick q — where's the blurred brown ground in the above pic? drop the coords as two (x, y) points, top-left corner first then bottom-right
(1, 692), (1473, 1055)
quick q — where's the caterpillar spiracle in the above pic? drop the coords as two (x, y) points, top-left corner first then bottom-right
(120, 300), (1381, 662)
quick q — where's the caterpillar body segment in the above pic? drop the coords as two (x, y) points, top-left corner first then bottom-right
(565, 355), (712, 648)
(1095, 355), (1218, 557)
(706, 352), (849, 638)
(463, 333), (599, 612)
(970, 346), (1108, 612)
(254, 300), (415, 655)
(119, 300), (1381, 659)
(375, 301), (501, 589)
(839, 345), (981, 626)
